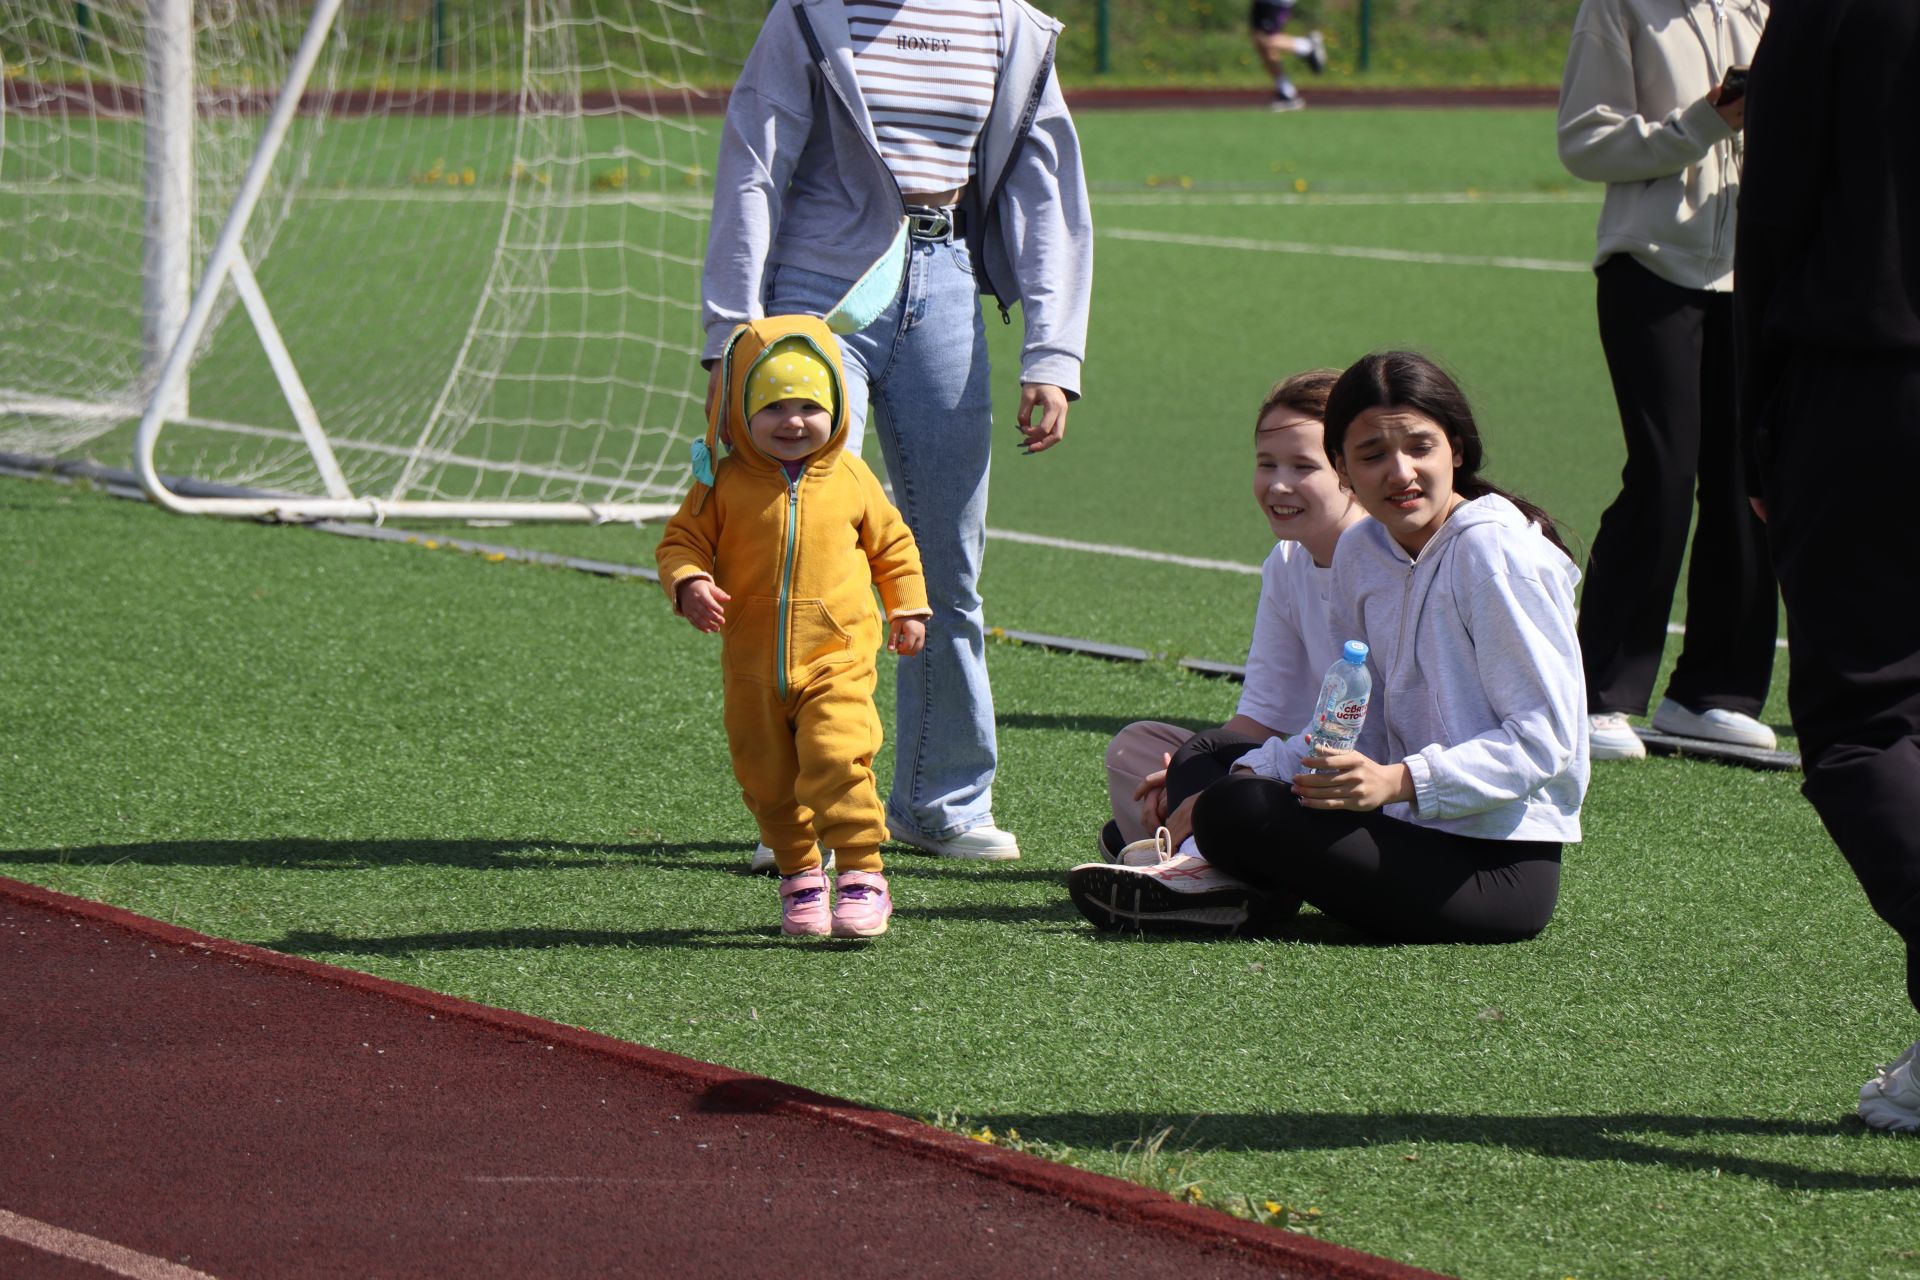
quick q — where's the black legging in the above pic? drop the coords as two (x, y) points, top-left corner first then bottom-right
(1167, 729), (1561, 944)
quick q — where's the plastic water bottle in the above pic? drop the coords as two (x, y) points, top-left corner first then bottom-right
(1307, 640), (1372, 757)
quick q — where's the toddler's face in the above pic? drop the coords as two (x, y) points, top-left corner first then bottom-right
(1253, 408), (1349, 543)
(748, 398), (833, 462)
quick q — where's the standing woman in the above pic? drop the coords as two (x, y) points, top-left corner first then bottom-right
(1068, 353), (1588, 943)
(1557, 0), (1775, 761)
(702, 0), (1093, 863)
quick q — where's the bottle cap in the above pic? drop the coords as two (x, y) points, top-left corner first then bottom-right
(1342, 640), (1369, 664)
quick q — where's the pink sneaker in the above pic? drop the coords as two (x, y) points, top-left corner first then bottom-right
(831, 871), (892, 938)
(779, 869), (830, 937)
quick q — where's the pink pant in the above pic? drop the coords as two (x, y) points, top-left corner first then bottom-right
(1103, 720), (1196, 844)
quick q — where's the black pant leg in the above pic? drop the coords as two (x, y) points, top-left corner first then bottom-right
(1764, 352), (1920, 1014)
(1581, 255), (1709, 715)
(1192, 774), (1562, 943)
(1665, 291), (1779, 716)
(1164, 728), (1268, 812)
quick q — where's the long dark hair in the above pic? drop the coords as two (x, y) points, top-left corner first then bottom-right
(1323, 351), (1568, 555)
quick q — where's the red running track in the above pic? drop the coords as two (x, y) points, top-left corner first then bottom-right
(0, 877), (1445, 1279)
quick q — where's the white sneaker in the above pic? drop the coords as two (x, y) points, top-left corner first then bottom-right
(1304, 29), (1328, 74)
(1114, 827), (1177, 867)
(1066, 854), (1296, 936)
(1588, 712), (1647, 761)
(1650, 698), (1778, 749)
(750, 843), (834, 875)
(893, 823), (1020, 861)
(1859, 1040), (1920, 1134)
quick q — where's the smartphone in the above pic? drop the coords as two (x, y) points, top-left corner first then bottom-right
(1719, 64), (1749, 105)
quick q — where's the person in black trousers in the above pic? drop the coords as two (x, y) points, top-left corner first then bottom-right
(1737, 0), (1920, 1133)
(1557, 0), (1778, 761)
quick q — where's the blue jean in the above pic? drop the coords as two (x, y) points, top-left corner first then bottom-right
(765, 240), (997, 840)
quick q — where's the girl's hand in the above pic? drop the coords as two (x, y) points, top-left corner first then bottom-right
(678, 579), (729, 633)
(889, 617), (926, 656)
(1131, 752), (1172, 828)
(1290, 750), (1414, 812)
(1016, 384), (1069, 454)
(1163, 793), (1199, 850)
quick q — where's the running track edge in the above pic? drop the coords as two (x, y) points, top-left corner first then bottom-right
(1, 875), (1446, 1280)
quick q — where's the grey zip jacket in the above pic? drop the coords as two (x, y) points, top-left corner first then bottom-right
(701, 0), (1093, 396)
(1557, 0), (1767, 291)
(1237, 496), (1589, 843)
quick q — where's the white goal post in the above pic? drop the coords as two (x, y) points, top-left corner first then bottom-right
(1, 0), (750, 523)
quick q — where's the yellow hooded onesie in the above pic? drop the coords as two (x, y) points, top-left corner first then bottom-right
(656, 315), (928, 876)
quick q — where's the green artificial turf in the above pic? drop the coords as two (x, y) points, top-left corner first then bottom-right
(5, 478), (1917, 1280)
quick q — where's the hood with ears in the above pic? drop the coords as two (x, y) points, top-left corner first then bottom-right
(687, 314), (849, 515)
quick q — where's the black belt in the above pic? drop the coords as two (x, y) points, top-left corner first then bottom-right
(905, 205), (966, 242)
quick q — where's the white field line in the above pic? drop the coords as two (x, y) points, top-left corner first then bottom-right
(3, 183), (1589, 211)
(0, 180), (709, 210)
(1100, 225), (1591, 274)
(0, 1209), (218, 1280)
(173, 416), (681, 499)
(984, 527), (1261, 575)
(1095, 189), (1601, 208)
(157, 421), (1785, 645)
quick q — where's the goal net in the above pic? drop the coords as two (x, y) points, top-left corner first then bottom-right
(1, 0), (755, 521)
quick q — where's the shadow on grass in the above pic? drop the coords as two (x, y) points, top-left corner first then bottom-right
(998, 712), (1219, 737)
(262, 925), (844, 954)
(952, 1109), (1920, 1193)
(3, 839), (1100, 885)
(1, 838), (784, 872)
(251, 892), (1086, 958)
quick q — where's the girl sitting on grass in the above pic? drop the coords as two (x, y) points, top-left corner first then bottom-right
(1069, 351), (1588, 942)
(1097, 368), (1364, 861)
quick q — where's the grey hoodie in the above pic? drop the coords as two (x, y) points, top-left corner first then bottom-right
(1237, 495), (1589, 843)
(701, 0), (1093, 395)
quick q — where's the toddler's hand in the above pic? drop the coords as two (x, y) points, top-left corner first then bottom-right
(678, 578), (729, 633)
(889, 616), (926, 656)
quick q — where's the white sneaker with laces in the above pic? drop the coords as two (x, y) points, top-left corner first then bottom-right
(1066, 848), (1298, 937)
(1650, 698), (1778, 749)
(1588, 712), (1648, 761)
(750, 844), (834, 875)
(1859, 1040), (1920, 1134)
(893, 823), (1020, 861)
(1114, 827), (1177, 867)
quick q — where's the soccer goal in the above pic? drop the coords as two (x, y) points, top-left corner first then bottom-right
(1, 0), (751, 522)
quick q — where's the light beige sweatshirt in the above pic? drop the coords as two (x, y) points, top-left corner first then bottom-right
(1557, 0), (1767, 292)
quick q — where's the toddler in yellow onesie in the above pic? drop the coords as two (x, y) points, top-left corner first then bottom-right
(656, 315), (929, 938)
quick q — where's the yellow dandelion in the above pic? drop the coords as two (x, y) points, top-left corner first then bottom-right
(1293, 178), (1309, 193)
(1263, 1200), (1283, 1215)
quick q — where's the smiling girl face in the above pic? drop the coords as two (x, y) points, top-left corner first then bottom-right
(1253, 407), (1354, 566)
(1335, 405), (1464, 556)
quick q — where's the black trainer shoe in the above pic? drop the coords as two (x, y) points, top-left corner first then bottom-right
(1097, 820), (1125, 862)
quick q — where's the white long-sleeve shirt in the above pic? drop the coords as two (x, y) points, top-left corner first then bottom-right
(1237, 496), (1589, 843)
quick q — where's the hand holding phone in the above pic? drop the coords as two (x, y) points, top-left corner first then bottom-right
(1712, 64), (1749, 131)
(1718, 64), (1749, 106)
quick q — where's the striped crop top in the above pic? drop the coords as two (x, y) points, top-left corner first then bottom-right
(847, 0), (1004, 195)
